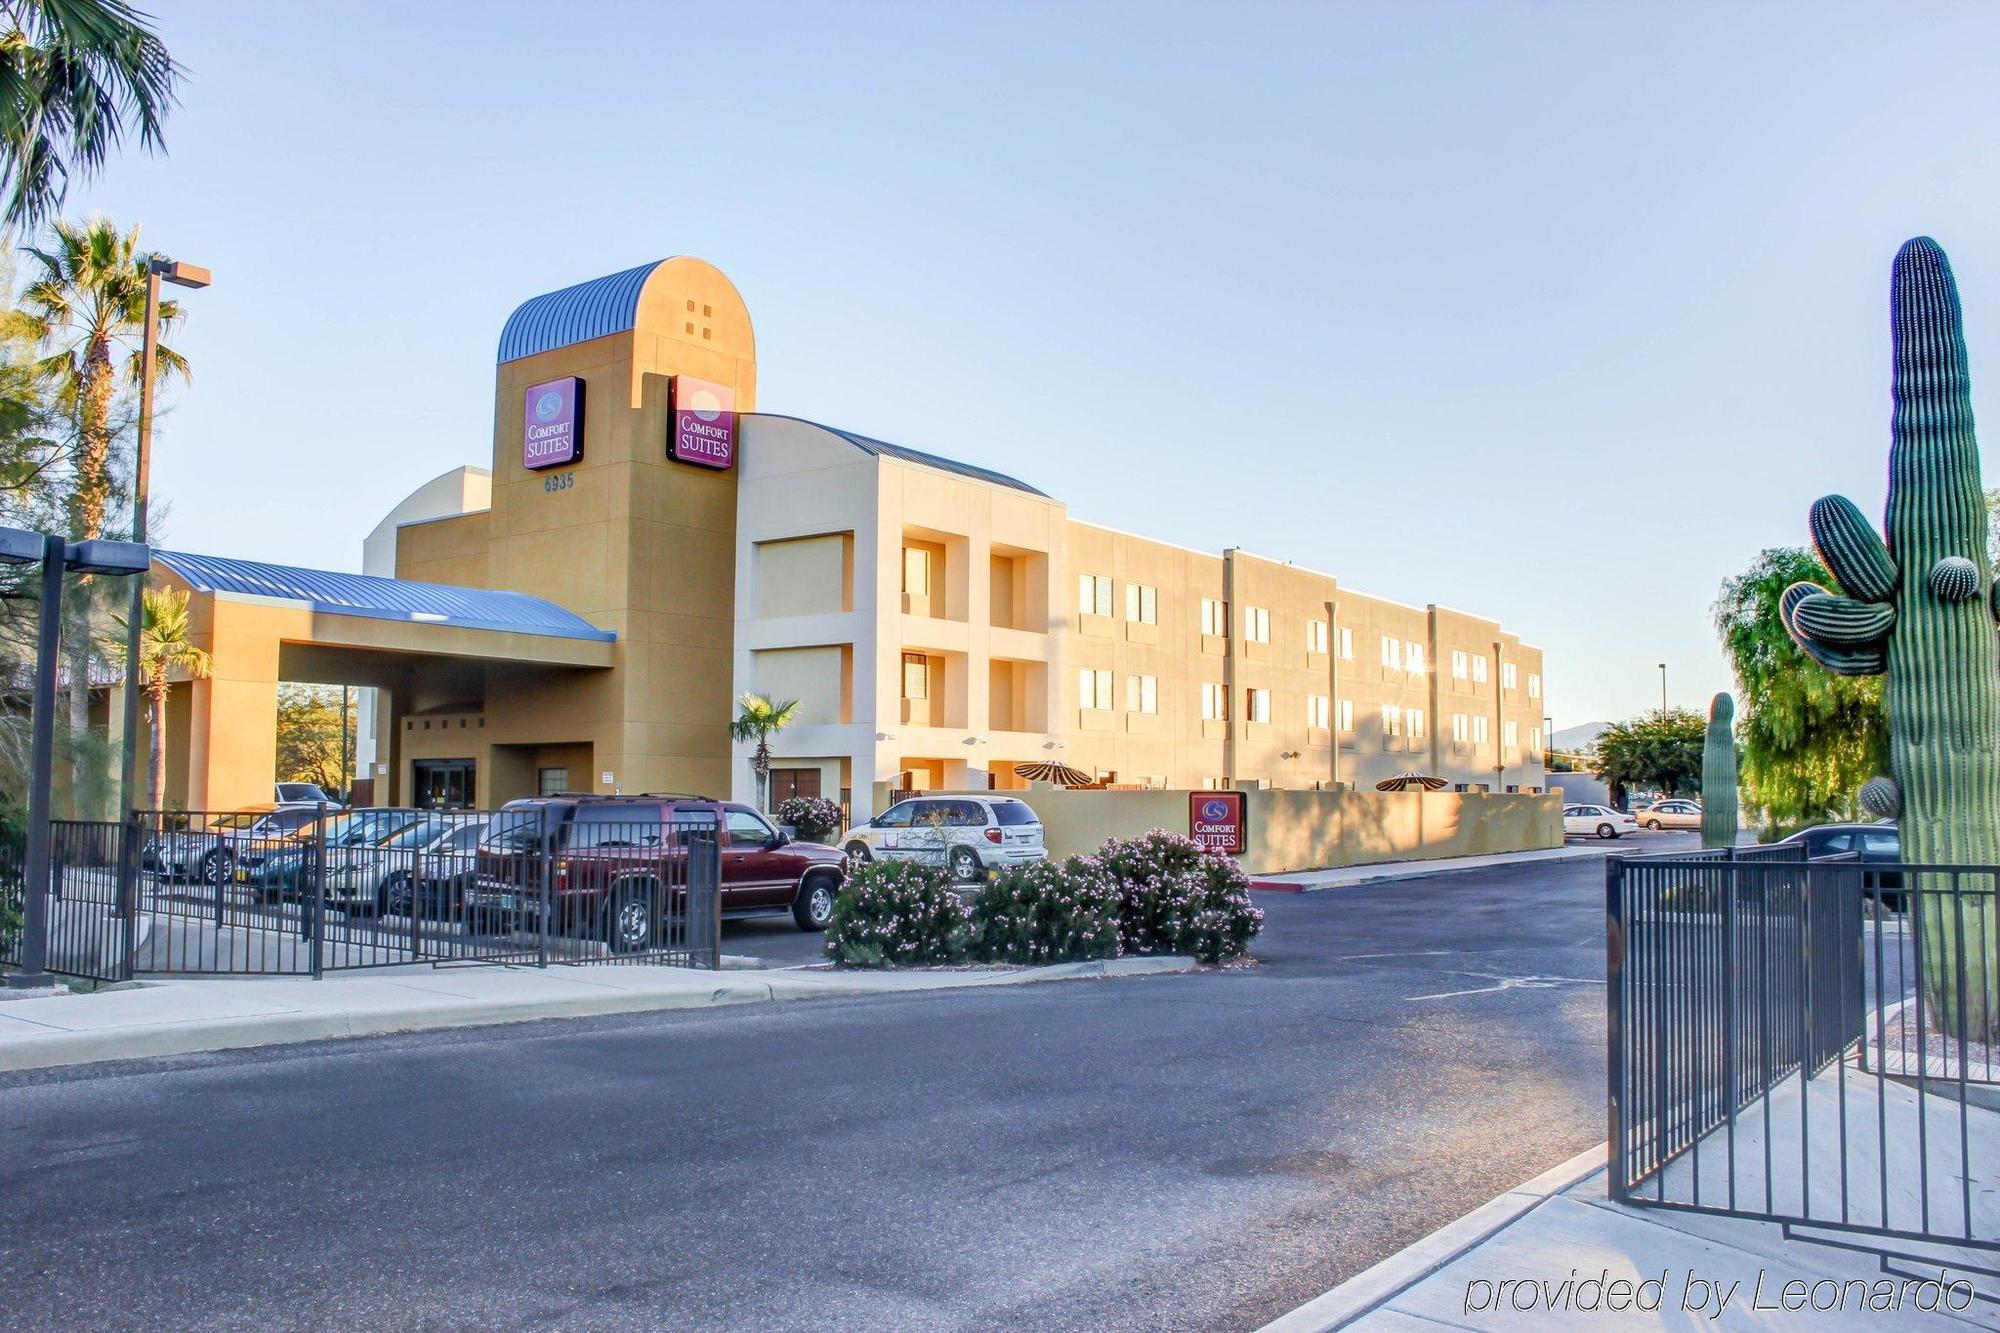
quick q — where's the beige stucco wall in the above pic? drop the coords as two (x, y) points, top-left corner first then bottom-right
(927, 786), (1561, 874)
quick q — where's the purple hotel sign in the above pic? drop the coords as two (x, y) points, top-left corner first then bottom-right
(522, 377), (584, 470)
(672, 376), (736, 469)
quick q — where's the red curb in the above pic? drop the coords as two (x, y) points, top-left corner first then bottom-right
(1248, 879), (1304, 893)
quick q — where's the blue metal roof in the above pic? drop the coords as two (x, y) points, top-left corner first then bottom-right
(496, 260), (664, 364)
(754, 414), (1049, 497)
(155, 552), (617, 643)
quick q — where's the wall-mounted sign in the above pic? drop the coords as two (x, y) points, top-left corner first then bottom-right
(671, 375), (736, 470)
(1189, 791), (1247, 854)
(523, 377), (585, 470)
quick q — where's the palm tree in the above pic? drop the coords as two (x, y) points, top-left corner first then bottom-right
(119, 582), (204, 810)
(15, 216), (183, 810)
(0, 0), (179, 231)
(729, 693), (798, 811)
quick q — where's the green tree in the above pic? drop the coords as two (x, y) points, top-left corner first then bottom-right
(275, 683), (352, 798)
(728, 692), (798, 810)
(0, 0), (178, 231)
(1591, 708), (1705, 807)
(1714, 546), (1888, 835)
(15, 216), (184, 812)
(120, 582), (204, 810)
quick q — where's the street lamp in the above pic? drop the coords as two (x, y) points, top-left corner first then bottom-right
(1658, 662), (1667, 714)
(117, 254), (209, 823)
(2, 526), (149, 989)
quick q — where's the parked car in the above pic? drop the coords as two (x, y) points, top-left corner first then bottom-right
(1563, 803), (1638, 839)
(234, 807), (424, 900)
(142, 805), (322, 885)
(274, 781), (334, 805)
(1774, 822), (1903, 909)
(321, 816), (472, 916)
(406, 819), (487, 917)
(1636, 798), (1702, 831)
(838, 795), (1047, 881)
(465, 794), (848, 947)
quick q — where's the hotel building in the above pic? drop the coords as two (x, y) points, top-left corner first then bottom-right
(145, 256), (1545, 817)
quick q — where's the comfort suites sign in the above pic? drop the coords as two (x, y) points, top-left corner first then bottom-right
(522, 377), (584, 470)
(671, 375), (736, 469)
(1189, 792), (1246, 854)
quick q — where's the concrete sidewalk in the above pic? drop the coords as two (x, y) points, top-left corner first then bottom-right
(1263, 1078), (1998, 1330)
(1252, 842), (1637, 892)
(0, 955), (1193, 1073)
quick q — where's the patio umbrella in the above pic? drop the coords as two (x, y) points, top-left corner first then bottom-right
(1012, 760), (1095, 788)
(1375, 771), (1449, 792)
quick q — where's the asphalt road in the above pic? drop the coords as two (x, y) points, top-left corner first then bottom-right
(0, 833), (1697, 1331)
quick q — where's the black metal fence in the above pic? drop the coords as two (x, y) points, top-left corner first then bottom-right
(1608, 848), (1997, 1256)
(4, 806), (723, 982)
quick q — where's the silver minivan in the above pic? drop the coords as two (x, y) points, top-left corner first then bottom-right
(839, 795), (1047, 881)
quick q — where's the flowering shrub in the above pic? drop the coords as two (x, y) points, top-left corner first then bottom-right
(1093, 829), (1263, 963)
(774, 794), (844, 843)
(823, 859), (969, 967)
(969, 855), (1121, 963)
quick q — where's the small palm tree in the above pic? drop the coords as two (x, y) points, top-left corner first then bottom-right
(0, 1), (180, 230)
(729, 693), (798, 811)
(122, 584), (206, 811)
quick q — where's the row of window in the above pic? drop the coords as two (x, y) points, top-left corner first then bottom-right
(1079, 577), (1541, 696)
(1081, 667), (1538, 747)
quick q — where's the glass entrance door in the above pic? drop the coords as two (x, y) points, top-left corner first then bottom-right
(413, 758), (476, 809)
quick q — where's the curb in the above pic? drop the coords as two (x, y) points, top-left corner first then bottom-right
(1256, 1142), (1608, 1331)
(1259, 846), (1604, 893)
(0, 955), (1197, 1074)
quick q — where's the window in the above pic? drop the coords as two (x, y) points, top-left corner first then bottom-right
(1381, 703), (1403, 737)
(1472, 655), (1489, 684)
(1473, 715), (1490, 743)
(1125, 582), (1157, 624)
(538, 767), (569, 795)
(1451, 650), (1469, 680)
(1408, 708), (1425, 740)
(1530, 727), (1542, 752)
(902, 547), (931, 596)
(901, 652), (929, 700)
(1337, 699), (1354, 733)
(1246, 688), (1271, 724)
(569, 804), (664, 849)
(1380, 636), (1402, 670)
(1501, 662), (1517, 690)
(1244, 606), (1271, 644)
(1452, 713), (1470, 743)
(1201, 681), (1228, 720)
(991, 800), (1037, 826)
(1078, 667), (1114, 711)
(1406, 642), (1425, 674)
(1338, 625), (1353, 659)
(1528, 672), (1541, 700)
(1504, 720), (1518, 748)
(1201, 597), (1228, 637)
(1306, 619), (1329, 655)
(725, 808), (777, 850)
(1307, 694), (1330, 729)
(875, 802), (916, 828)
(1126, 673), (1158, 714)
(1079, 573), (1113, 618)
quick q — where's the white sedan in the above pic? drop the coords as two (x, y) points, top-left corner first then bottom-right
(1564, 804), (1638, 839)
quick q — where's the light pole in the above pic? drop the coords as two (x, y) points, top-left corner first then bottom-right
(117, 255), (210, 822)
(1658, 662), (1667, 714)
(2, 527), (150, 989)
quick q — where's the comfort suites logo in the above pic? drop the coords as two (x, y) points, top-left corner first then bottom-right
(671, 375), (736, 470)
(1201, 799), (1230, 822)
(522, 376), (584, 470)
(1189, 792), (1246, 854)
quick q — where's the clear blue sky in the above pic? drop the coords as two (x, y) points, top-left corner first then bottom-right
(79, 0), (2000, 730)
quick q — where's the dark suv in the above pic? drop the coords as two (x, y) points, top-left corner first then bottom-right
(465, 794), (847, 950)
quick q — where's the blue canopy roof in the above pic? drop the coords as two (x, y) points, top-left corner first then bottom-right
(497, 260), (664, 364)
(156, 552), (616, 643)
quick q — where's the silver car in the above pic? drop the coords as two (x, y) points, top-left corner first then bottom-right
(838, 795), (1047, 882)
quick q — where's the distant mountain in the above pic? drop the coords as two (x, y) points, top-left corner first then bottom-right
(1552, 721), (1609, 753)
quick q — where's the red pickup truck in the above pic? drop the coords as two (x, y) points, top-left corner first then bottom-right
(461, 794), (847, 951)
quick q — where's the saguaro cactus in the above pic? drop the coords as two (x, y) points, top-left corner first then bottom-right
(1782, 236), (1999, 1041)
(1700, 693), (1737, 850)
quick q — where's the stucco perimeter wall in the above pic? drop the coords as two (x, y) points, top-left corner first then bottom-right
(930, 787), (1561, 874)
